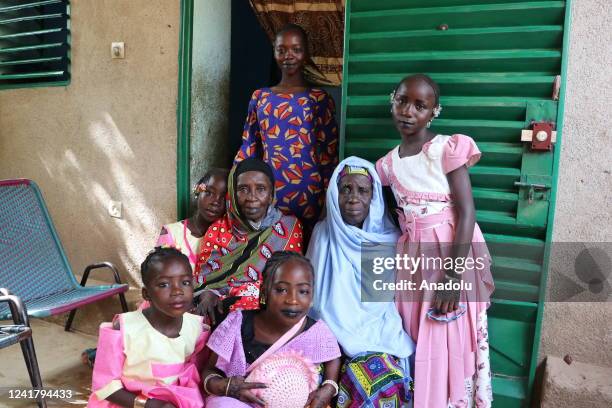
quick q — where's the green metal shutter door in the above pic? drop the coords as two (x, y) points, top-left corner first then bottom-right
(340, 1), (570, 406)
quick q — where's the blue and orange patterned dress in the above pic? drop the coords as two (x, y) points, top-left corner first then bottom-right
(235, 87), (338, 232)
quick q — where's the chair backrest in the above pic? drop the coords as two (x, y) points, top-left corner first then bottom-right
(0, 179), (78, 302)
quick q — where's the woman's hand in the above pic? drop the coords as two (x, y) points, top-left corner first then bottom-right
(196, 291), (223, 325)
(228, 376), (267, 406)
(432, 275), (460, 314)
(209, 376), (267, 406)
(304, 384), (336, 408)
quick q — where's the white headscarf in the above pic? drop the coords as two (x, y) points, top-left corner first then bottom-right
(307, 156), (415, 361)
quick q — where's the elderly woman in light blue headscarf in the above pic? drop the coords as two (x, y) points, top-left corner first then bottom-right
(307, 156), (414, 407)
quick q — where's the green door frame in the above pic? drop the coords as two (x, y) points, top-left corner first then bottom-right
(177, 0), (194, 220)
(528, 0), (573, 394)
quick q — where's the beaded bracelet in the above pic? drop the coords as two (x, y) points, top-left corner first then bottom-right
(203, 373), (223, 395)
(322, 379), (339, 397)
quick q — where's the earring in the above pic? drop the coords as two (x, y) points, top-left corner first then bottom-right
(427, 120), (432, 128)
(259, 294), (266, 306)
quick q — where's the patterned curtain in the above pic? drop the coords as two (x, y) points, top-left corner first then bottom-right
(248, 0), (345, 86)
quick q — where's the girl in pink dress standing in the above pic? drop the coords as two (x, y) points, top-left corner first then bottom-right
(376, 74), (495, 407)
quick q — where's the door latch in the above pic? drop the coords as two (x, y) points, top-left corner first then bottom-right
(514, 181), (551, 204)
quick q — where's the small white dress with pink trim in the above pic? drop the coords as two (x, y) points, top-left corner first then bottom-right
(88, 311), (209, 408)
(376, 134), (495, 408)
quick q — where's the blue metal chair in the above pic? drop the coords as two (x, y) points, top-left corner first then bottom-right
(0, 288), (46, 408)
(0, 179), (128, 331)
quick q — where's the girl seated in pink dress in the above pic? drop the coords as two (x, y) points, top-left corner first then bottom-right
(376, 74), (495, 407)
(89, 247), (210, 408)
(127, 169), (229, 314)
(200, 251), (342, 408)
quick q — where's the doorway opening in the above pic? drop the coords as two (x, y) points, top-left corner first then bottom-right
(177, 0), (342, 219)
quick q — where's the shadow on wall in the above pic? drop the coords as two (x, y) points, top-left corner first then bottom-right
(35, 112), (159, 287)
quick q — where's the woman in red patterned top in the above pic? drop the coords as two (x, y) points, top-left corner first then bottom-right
(193, 158), (303, 325)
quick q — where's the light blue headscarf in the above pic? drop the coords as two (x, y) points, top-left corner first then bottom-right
(307, 156), (415, 362)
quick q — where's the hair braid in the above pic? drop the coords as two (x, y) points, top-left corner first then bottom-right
(141, 246), (191, 286)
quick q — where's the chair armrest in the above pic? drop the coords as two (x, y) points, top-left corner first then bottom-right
(0, 288), (29, 326)
(79, 262), (125, 287)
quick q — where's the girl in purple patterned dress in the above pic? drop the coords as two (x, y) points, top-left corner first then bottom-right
(235, 24), (338, 236)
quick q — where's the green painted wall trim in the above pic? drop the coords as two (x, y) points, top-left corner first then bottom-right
(527, 0), (573, 395)
(176, 0), (194, 220)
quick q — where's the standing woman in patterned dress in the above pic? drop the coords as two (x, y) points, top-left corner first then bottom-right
(234, 24), (339, 239)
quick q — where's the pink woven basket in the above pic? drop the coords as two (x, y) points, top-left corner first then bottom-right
(246, 350), (319, 408)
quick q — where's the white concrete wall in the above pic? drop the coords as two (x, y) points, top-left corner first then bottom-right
(540, 0), (612, 366)
(190, 0), (232, 189)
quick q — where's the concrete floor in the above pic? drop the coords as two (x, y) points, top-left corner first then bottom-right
(0, 319), (96, 407)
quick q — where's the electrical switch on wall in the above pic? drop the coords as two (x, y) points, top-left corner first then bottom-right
(108, 201), (122, 218)
(111, 42), (125, 59)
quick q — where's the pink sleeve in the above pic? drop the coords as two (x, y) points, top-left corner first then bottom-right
(206, 311), (241, 374)
(91, 320), (125, 401)
(316, 321), (342, 362)
(442, 134), (481, 174)
(375, 155), (390, 186)
(156, 225), (175, 247)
